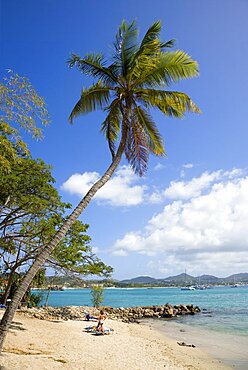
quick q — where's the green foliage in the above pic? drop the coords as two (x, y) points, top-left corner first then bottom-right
(52, 220), (113, 276)
(68, 20), (200, 176)
(0, 156), (66, 270)
(26, 292), (43, 308)
(0, 156), (61, 212)
(0, 71), (49, 172)
(5, 272), (44, 307)
(91, 285), (104, 307)
(32, 269), (46, 288)
(0, 154), (113, 290)
(0, 122), (28, 173)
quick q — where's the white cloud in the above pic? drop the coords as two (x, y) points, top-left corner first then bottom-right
(154, 163), (166, 171)
(149, 191), (164, 204)
(61, 165), (147, 207)
(164, 170), (222, 200)
(147, 251), (248, 277)
(112, 168), (248, 275)
(112, 249), (128, 257)
(180, 163), (194, 177)
(150, 168), (244, 202)
(183, 163), (194, 169)
(61, 171), (99, 196)
(62, 164), (244, 209)
(114, 233), (146, 254)
(223, 168), (245, 179)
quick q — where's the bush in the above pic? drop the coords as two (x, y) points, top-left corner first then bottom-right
(26, 292), (43, 308)
(91, 285), (104, 307)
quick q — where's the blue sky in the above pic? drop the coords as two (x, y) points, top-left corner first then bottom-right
(2, 0), (248, 279)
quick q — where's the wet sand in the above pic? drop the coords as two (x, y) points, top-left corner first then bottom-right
(146, 319), (248, 370)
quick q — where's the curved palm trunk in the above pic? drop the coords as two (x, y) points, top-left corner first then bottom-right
(1, 268), (15, 306)
(2, 246), (22, 306)
(0, 135), (126, 352)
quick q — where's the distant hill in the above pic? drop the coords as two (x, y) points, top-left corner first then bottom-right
(121, 276), (157, 284)
(40, 272), (248, 288)
(198, 275), (220, 283)
(120, 272), (248, 285)
(224, 273), (248, 283)
(162, 273), (194, 283)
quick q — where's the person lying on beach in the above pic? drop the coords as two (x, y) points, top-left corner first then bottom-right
(84, 325), (114, 335)
(96, 310), (107, 334)
(84, 312), (98, 321)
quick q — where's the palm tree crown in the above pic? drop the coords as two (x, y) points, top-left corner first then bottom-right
(68, 20), (200, 176)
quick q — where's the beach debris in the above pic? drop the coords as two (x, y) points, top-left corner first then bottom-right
(177, 342), (196, 348)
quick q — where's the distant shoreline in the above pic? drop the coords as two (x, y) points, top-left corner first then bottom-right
(31, 284), (248, 290)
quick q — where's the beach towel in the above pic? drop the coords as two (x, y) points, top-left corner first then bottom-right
(84, 325), (114, 335)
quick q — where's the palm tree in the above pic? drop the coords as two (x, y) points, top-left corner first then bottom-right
(0, 20), (200, 351)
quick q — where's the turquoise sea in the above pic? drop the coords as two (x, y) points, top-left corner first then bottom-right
(36, 285), (248, 337)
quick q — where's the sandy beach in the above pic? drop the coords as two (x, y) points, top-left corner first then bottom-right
(147, 319), (248, 370)
(0, 311), (231, 370)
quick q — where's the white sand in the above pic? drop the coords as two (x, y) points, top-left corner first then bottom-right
(0, 312), (231, 370)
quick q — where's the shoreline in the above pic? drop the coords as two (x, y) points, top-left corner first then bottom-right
(0, 310), (231, 370)
(144, 318), (248, 370)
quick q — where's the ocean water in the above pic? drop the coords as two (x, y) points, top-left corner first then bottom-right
(36, 285), (248, 337)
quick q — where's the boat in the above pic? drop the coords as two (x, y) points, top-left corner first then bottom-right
(230, 276), (240, 288)
(180, 269), (195, 290)
(181, 286), (195, 291)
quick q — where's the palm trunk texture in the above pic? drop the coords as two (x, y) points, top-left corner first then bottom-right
(0, 139), (125, 352)
(1, 269), (15, 306)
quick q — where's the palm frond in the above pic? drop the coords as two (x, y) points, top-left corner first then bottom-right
(136, 20), (173, 57)
(160, 39), (176, 49)
(68, 53), (118, 85)
(124, 119), (150, 176)
(139, 20), (162, 49)
(162, 50), (200, 82)
(127, 21), (176, 84)
(133, 50), (199, 88)
(69, 82), (111, 123)
(133, 105), (165, 156)
(100, 99), (121, 158)
(136, 89), (201, 118)
(124, 103), (166, 176)
(113, 20), (139, 78)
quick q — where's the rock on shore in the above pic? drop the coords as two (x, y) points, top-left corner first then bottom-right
(19, 304), (201, 322)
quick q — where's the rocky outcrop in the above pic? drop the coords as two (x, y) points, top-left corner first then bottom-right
(19, 304), (200, 322)
(103, 304), (200, 322)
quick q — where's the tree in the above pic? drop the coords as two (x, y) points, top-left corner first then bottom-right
(5, 269), (45, 308)
(0, 156), (112, 305)
(0, 156), (65, 305)
(0, 71), (49, 173)
(0, 20), (200, 351)
(91, 285), (104, 307)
